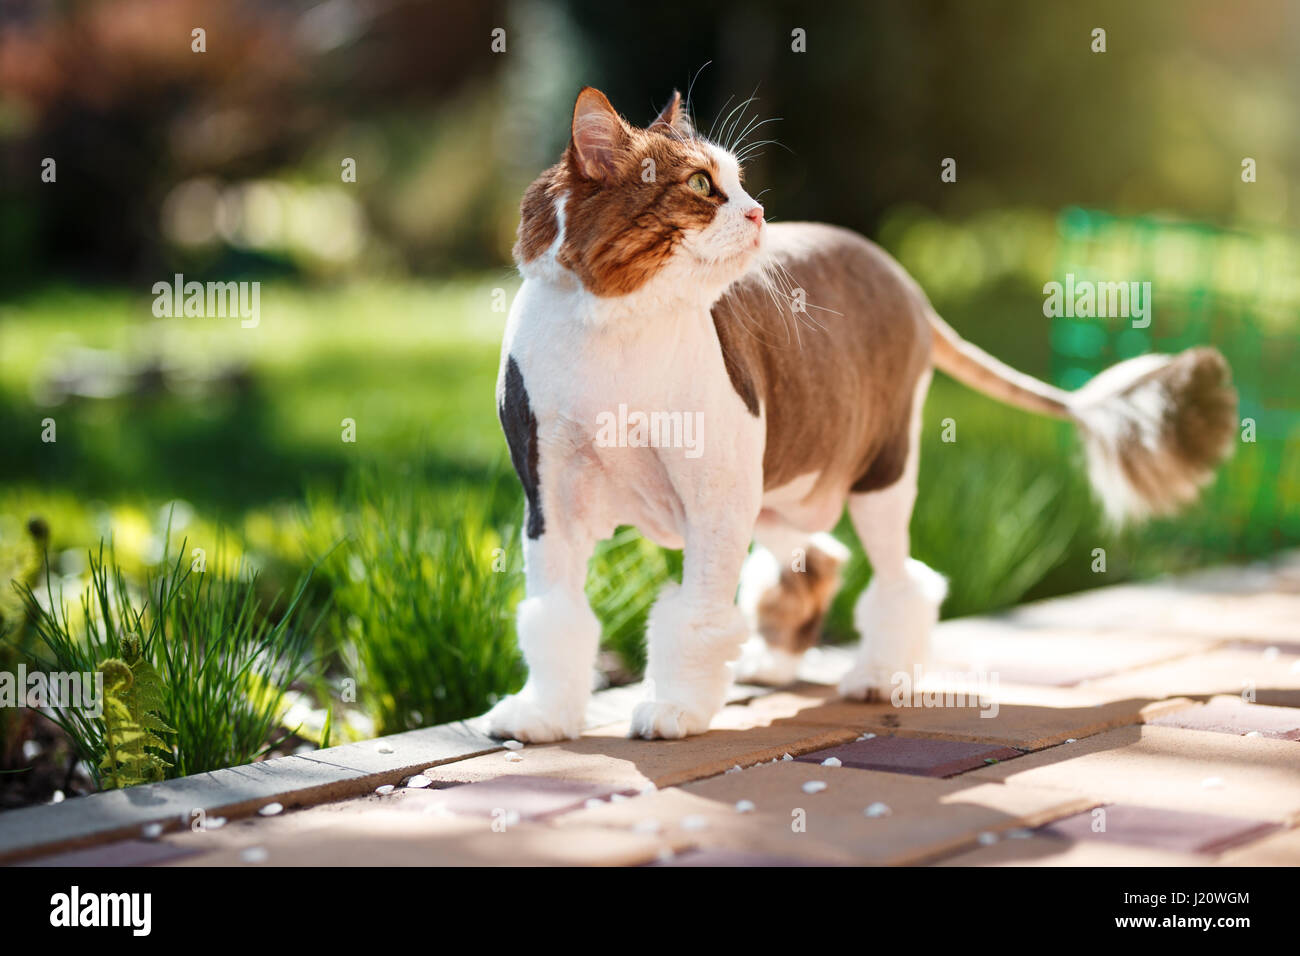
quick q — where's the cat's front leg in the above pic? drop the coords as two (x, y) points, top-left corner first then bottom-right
(486, 528), (600, 743)
(630, 516), (755, 740)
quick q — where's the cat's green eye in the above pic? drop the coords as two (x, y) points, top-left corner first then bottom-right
(687, 172), (712, 196)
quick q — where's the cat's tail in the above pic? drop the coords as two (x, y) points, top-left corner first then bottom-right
(927, 311), (1237, 524)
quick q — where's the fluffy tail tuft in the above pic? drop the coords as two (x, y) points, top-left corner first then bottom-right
(1066, 347), (1237, 524)
(929, 314), (1237, 525)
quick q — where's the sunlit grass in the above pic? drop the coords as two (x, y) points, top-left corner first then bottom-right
(20, 540), (324, 784)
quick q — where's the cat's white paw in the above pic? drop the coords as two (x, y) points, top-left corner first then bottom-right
(733, 635), (802, 686)
(485, 692), (583, 743)
(628, 700), (713, 740)
(838, 665), (894, 702)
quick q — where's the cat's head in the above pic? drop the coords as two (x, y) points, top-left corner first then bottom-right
(515, 87), (765, 304)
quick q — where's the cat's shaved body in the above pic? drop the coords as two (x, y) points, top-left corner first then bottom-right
(712, 223), (932, 499)
(484, 86), (1237, 742)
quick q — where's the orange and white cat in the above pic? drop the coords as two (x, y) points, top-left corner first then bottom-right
(487, 87), (1236, 742)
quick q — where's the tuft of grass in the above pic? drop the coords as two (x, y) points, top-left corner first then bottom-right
(21, 539), (324, 785)
(317, 469), (525, 736)
(586, 526), (679, 677)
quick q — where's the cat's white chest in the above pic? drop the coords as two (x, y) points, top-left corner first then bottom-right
(504, 276), (756, 546)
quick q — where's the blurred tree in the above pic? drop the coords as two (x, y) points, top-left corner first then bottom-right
(0, 0), (507, 282)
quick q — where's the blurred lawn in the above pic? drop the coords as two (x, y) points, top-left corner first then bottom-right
(2, 273), (1296, 664)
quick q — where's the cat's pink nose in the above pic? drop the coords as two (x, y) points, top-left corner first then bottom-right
(745, 205), (764, 225)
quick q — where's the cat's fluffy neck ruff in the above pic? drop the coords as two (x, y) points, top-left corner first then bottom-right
(521, 194), (747, 331)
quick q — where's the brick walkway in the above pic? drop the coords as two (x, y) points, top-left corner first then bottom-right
(12, 553), (1300, 867)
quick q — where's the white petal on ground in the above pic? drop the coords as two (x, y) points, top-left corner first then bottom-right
(141, 823), (163, 840)
(241, 846), (269, 864)
(821, 757), (842, 767)
(977, 831), (999, 846)
(735, 800), (756, 813)
(505, 751), (523, 762)
(863, 802), (892, 818)
(257, 803), (283, 817)
(802, 780), (827, 794)
(405, 775), (432, 789)
(503, 740), (524, 751)
(374, 784), (395, 795)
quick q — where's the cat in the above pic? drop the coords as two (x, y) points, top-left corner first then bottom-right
(486, 86), (1237, 742)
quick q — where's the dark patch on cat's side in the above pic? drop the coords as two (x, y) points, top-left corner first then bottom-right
(710, 308), (760, 417)
(499, 356), (544, 538)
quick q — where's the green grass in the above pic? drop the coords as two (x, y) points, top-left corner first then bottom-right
(310, 467), (525, 736)
(20, 540), (324, 783)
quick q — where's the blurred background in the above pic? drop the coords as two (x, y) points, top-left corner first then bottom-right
(1, 0), (1297, 803)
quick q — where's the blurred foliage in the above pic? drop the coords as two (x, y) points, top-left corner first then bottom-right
(3, 1), (1299, 286)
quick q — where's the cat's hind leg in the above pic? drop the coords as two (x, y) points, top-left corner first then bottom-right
(735, 521), (850, 685)
(839, 371), (947, 700)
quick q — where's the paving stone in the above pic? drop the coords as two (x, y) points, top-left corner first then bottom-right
(648, 848), (837, 866)
(422, 721), (861, 791)
(551, 784), (855, 864)
(1080, 648), (1300, 707)
(795, 736), (1022, 777)
(170, 812), (668, 866)
(931, 617), (1203, 685)
(935, 834), (1203, 867)
(16, 839), (201, 867)
(1222, 639), (1300, 656)
(1035, 803), (1281, 855)
(1214, 825), (1300, 866)
(968, 725), (1300, 822)
(734, 682), (1194, 751)
(410, 775), (620, 820)
(554, 760), (1092, 865)
(1146, 695), (1300, 740)
(1004, 563), (1300, 645)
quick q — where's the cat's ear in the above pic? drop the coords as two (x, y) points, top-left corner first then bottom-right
(649, 89), (693, 138)
(569, 87), (627, 181)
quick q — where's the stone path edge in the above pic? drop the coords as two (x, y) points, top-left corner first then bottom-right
(0, 682), (773, 865)
(0, 719), (502, 864)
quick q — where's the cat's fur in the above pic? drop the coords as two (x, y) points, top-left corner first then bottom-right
(487, 87), (1237, 741)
